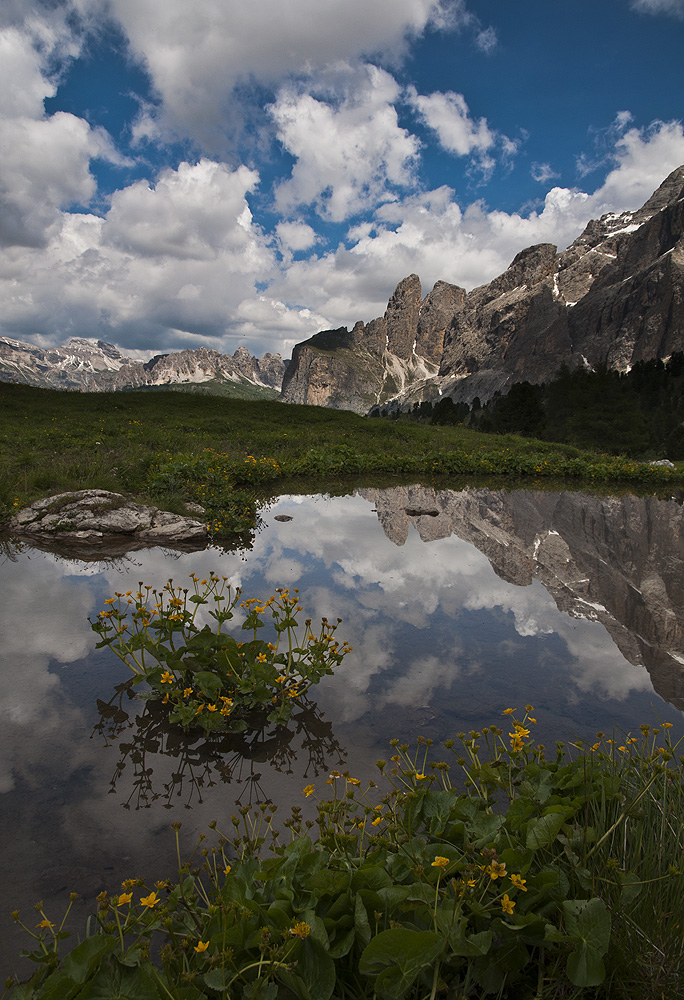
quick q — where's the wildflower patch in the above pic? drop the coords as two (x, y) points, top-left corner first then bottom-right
(91, 574), (350, 733)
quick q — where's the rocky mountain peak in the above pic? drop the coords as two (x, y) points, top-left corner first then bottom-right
(416, 281), (466, 364)
(633, 164), (684, 222)
(384, 274), (423, 358)
(280, 164), (684, 414)
(497, 243), (557, 293)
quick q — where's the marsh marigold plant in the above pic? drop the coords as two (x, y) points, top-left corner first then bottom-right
(90, 573), (350, 732)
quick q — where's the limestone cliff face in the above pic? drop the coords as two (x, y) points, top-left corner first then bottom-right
(280, 276), (464, 413)
(282, 164), (684, 411)
(438, 243), (567, 395)
(358, 484), (684, 710)
(566, 182), (684, 371)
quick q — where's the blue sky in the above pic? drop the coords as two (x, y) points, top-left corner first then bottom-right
(1, 0), (683, 359)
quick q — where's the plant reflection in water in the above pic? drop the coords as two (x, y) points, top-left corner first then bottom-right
(92, 680), (346, 810)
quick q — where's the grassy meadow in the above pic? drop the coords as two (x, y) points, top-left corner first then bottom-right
(1, 381), (682, 535)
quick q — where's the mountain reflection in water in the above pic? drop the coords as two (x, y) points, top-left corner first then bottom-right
(1, 483), (684, 981)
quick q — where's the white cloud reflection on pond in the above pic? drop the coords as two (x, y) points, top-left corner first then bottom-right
(1, 485), (684, 980)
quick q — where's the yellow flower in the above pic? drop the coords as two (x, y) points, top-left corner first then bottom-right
(501, 894), (516, 915)
(486, 861), (507, 880)
(117, 892), (133, 906)
(371, 816), (382, 827)
(509, 874), (527, 892)
(140, 892), (159, 908)
(303, 784), (315, 798)
(160, 671), (174, 684)
(415, 773), (426, 780)
(432, 856), (450, 870)
(194, 940), (209, 953)
(290, 922), (311, 939)
(512, 725), (530, 738)
(224, 865), (231, 876)
(207, 704), (218, 712)
(183, 687), (193, 698)
(36, 918), (55, 929)
(502, 707), (516, 715)
(256, 653), (268, 663)
(347, 777), (361, 786)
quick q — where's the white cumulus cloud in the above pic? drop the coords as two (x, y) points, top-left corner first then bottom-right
(0, 23), (120, 248)
(407, 85), (496, 159)
(271, 63), (420, 222)
(630, 0), (684, 16)
(107, 0), (468, 147)
(270, 117), (684, 329)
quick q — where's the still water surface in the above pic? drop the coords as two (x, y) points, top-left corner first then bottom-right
(2, 483), (684, 979)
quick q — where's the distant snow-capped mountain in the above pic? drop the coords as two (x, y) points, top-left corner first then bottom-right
(0, 338), (286, 393)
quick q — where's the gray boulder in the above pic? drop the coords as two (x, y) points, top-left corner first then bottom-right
(8, 490), (207, 545)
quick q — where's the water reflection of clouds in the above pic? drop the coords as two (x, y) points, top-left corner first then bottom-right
(0, 492), (660, 763)
(1, 488), (680, 983)
(252, 497), (653, 715)
(0, 551), (98, 792)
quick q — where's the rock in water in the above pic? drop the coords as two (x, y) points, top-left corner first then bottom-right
(8, 490), (207, 545)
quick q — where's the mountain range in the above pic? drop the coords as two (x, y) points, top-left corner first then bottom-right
(2, 164), (683, 413)
(0, 338), (285, 398)
(281, 164), (684, 413)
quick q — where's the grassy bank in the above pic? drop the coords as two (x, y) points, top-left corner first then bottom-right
(1, 382), (682, 534)
(7, 714), (684, 1000)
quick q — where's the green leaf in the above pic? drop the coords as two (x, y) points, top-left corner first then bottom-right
(306, 870), (349, 896)
(32, 971), (81, 1000)
(328, 926), (356, 960)
(354, 894), (372, 950)
(359, 928), (443, 997)
(567, 947), (606, 988)
(471, 813), (504, 847)
(376, 885), (413, 911)
(351, 866), (392, 891)
(300, 910), (330, 951)
(619, 871), (643, 906)
(297, 938), (336, 1000)
(449, 929), (492, 958)
(193, 671), (222, 698)
(204, 968), (230, 991)
(526, 811), (566, 850)
(75, 959), (160, 1000)
(422, 789), (457, 834)
(562, 897), (611, 987)
(242, 981), (278, 1000)
(505, 796), (535, 831)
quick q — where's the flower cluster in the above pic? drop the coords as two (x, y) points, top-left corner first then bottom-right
(91, 574), (351, 732)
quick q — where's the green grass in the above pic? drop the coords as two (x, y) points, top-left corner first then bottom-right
(1, 382), (682, 532)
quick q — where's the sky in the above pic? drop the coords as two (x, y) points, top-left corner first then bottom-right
(1, 0), (684, 361)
